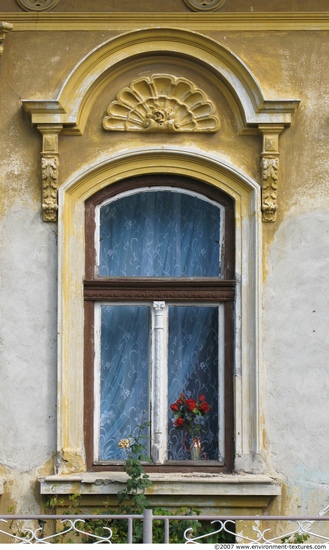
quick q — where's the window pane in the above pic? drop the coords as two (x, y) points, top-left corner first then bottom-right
(167, 306), (219, 461)
(99, 305), (149, 460)
(99, 190), (221, 277)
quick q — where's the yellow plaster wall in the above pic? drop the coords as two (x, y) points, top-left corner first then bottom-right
(1, 6), (329, 519)
(2, 0), (329, 11)
(58, 59), (260, 186)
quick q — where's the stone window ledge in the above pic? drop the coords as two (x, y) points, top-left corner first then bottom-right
(39, 472), (281, 498)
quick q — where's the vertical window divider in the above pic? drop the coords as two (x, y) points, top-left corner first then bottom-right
(218, 303), (225, 463)
(93, 302), (101, 463)
(151, 301), (168, 464)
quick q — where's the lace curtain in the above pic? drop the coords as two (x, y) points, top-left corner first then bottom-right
(99, 190), (221, 277)
(98, 190), (221, 461)
(99, 304), (219, 460)
(168, 305), (219, 460)
(99, 305), (149, 460)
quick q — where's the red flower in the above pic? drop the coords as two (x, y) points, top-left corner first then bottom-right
(177, 393), (184, 405)
(170, 393), (211, 436)
(174, 417), (185, 427)
(199, 402), (211, 413)
(185, 398), (197, 412)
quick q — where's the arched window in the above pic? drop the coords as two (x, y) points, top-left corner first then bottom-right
(84, 174), (235, 472)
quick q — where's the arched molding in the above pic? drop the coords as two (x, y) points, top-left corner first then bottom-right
(22, 28), (299, 222)
(22, 27), (299, 136)
(57, 148), (263, 475)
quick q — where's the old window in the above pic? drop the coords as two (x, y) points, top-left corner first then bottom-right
(84, 175), (235, 471)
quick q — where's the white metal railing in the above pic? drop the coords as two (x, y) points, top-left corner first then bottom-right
(1, 511), (329, 544)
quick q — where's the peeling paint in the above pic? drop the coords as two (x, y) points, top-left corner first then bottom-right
(1, 6), (329, 517)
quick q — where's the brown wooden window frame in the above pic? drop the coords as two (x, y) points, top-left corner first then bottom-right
(84, 174), (235, 473)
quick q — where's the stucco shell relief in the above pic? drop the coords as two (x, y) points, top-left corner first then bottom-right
(102, 75), (220, 133)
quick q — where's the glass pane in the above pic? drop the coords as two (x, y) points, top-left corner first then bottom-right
(168, 306), (219, 461)
(99, 190), (221, 277)
(99, 305), (149, 460)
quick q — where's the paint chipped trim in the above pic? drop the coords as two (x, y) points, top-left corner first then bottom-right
(39, 472), (281, 497)
(1, 13), (329, 31)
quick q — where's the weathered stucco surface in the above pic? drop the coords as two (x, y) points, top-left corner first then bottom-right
(0, 0), (329, 518)
(264, 211), (329, 514)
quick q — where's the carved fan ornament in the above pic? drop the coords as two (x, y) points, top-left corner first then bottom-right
(16, 0), (58, 11)
(103, 75), (219, 133)
(183, 0), (226, 11)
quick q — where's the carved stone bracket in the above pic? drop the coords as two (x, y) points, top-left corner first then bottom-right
(103, 74), (219, 133)
(259, 125), (284, 223)
(38, 125), (63, 222)
(0, 22), (13, 57)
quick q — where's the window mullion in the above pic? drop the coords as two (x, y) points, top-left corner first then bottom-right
(151, 301), (168, 464)
(93, 303), (101, 463)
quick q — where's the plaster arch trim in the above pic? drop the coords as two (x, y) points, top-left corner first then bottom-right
(23, 27), (299, 135)
(57, 148), (263, 475)
(60, 146), (261, 198)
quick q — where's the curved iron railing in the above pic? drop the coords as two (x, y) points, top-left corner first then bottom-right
(1, 511), (329, 544)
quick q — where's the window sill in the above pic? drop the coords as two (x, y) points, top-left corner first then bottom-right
(39, 472), (280, 498)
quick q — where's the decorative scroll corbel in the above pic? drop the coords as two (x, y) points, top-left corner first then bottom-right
(259, 125), (284, 223)
(0, 22), (13, 57)
(38, 125), (63, 222)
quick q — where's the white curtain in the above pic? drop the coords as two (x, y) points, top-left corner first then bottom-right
(98, 190), (221, 461)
